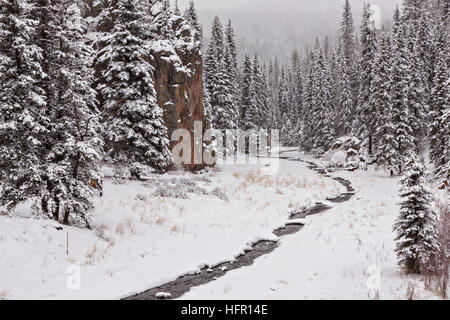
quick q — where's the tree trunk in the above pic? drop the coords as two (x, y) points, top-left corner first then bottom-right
(53, 195), (60, 221)
(368, 134), (373, 155)
(41, 197), (48, 215)
(63, 208), (70, 225)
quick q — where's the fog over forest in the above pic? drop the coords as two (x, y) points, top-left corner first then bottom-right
(178, 0), (403, 62)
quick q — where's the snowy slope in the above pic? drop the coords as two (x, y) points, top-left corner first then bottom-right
(181, 155), (444, 300)
(0, 156), (342, 299)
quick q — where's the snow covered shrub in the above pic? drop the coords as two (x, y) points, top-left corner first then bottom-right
(322, 136), (366, 170)
(210, 187), (229, 201)
(393, 155), (440, 274)
(154, 184), (189, 199)
(153, 177), (208, 199)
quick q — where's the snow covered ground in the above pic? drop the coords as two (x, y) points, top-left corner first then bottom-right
(181, 152), (445, 300)
(0, 153), (343, 299)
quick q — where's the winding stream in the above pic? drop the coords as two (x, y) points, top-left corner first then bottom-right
(124, 154), (355, 300)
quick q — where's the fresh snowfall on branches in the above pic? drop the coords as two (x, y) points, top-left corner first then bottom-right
(0, 0), (448, 300)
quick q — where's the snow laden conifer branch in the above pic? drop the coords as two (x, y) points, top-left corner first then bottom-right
(394, 154), (440, 274)
(95, 0), (172, 176)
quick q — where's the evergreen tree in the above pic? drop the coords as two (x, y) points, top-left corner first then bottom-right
(405, 24), (428, 151)
(340, 0), (355, 65)
(372, 33), (398, 176)
(252, 54), (268, 129)
(391, 6), (415, 173)
(429, 44), (450, 186)
(96, 0), (172, 174)
(0, 0), (47, 210)
(183, 0), (202, 45)
(416, 2), (435, 104)
(356, 3), (378, 154)
(301, 50), (316, 151)
(429, 2), (449, 186)
(224, 19), (239, 125)
(42, 1), (103, 225)
(394, 154), (440, 274)
(149, 0), (172, 39)
(310, 48), (335, 153)
(240, 54), (257, 130)
(339, 0), (357, 109)
(336, 42), (354, 136)
(204, 16), (237, 130)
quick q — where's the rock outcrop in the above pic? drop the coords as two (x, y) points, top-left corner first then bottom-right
(83, 0), (208, 171)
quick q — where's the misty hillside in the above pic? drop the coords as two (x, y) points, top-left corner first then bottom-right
(184, 0), (403, 62)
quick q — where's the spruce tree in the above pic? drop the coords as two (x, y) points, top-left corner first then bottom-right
(42, 1), (103, 225)
(149, 0), (172, 39)
(336, 42), (354, 136)
(394, 154), (440, 274)
(391, 6), (415, 173)
(340, 0), (355, 65)
(301, 50), (316, 151)
(339, 0), (357, 110)
(224, 19), (239, 126)
(356, 3), (378, 154)
(96, 0), (172, 174)
(204, 16), (237, 130)
(0, 0), (47, 210)
(183, 0), (202, 45)
(252, 54), (268, 129)
(429, 2), (449, 187)
(310, 48), (335, 153)
(429, 46), (450, 186)
(372, 33), (398, 176)
(240, 54), (257, 130)
(405, 24), (428, 151)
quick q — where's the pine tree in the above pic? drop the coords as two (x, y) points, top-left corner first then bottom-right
(372, 33), (398, 176)
(267, 59), (280, 131)
(405, 24), (428, 151)
(41, 1), (103, 226)
(301, 50), (316, 151)
(391, 6), (415, 173)
(356, 3), (378, 154)
(240, 54), (257, 130)
(252, 54), (268, 129)
(336, 42), (354, 136)
(204, 16), (237, 130)
(340, 0), (355, 66)
(0, 0), (47, 210)
(149, 0), (172, 39)
(402, 0), (423, 23)
(394, 154), (440, 274)
(429, 2), (449, 187)
(224, 19), (239, 126)
(339, 0), (357, 110)
(184, 0), (202, 45)
(310, 48), (335, 153)
(96, 0), (172, 174)
(416, 2), (435, 104)
(429, 44), (450, 186)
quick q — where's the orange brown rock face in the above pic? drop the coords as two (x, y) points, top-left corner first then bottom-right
(84, 1), (208, 171)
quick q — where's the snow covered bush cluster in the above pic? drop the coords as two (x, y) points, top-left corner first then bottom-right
(322, 136), (367, 170)
(0, 0), (203, 227)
